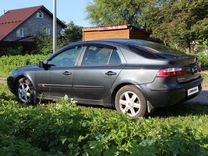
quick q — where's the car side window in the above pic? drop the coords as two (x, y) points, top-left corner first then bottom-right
(81, 46), (113, 66)
(48, 46), (82, 67)
(109, 51), (121, 65)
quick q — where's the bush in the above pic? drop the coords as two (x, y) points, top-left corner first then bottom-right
(195, 53), (208, 69)
(0, 85), (208, 156)
(0, 54), (49, 77)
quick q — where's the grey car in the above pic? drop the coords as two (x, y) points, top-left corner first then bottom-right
(7, 40), (203, 118)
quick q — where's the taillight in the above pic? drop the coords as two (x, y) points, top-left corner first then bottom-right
(157, 68), (186, 78)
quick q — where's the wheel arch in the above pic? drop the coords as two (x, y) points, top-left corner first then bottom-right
(14, 74), (35, 90)
(111, 81), (146, 107)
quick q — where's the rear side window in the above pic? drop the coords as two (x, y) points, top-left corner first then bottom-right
(81, 46), (121, 66)
(128, 45), (161, 59)
(109, 51), (121, 65)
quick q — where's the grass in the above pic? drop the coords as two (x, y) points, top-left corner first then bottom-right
(0, 54), (208, 155)
(0, 54), (49, 77)
(0, 84), (208, 155)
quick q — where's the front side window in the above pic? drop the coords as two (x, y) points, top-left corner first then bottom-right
(48, 46), (82, 67)
(82, 46), (114, 66)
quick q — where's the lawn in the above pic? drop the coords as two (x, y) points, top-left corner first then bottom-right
(0, 54), (208, 155)
(0, 84), (208, 156)
(0, 54), (49, 77)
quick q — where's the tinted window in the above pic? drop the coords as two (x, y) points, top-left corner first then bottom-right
(82, 46), (113, 66)
(128, 45), (162, 59)
(109, 51), (121, 65)
(48, 46), (81, 67)
(127, 41), (186, 57)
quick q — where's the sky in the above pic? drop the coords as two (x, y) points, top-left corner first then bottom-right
(0, 0), (92, 27)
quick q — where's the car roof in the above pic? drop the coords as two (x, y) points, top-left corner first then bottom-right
(68, 39), (161, 48)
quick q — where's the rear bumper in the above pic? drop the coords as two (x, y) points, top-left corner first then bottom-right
(140, 76), (203, 108)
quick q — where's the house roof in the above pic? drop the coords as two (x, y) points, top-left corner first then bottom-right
(82, 24), (150, 34)
(0, 5), (66, 41)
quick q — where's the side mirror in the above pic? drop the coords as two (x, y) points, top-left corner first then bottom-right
(38, 61), (49, 70)
(38, 61), (54, 70)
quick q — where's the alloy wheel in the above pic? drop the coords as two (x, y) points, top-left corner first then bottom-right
(18, 82), (32, 103)
(119, 91), (141, 117)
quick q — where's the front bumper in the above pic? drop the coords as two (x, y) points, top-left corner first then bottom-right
(7, 76), (16, 94)
(140, 76), (203, 108)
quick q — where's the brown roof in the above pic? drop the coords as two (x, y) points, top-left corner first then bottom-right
(82, 25), (130, 32)
(82, 24), (150, 34)
(0, 6), (66, 41)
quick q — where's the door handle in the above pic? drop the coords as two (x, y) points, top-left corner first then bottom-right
(63, 71), (72, 76)
(105, 71), (117, 76)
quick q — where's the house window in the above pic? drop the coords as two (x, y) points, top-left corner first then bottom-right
(45, 27), (51, 35)
(16, 28), (24, 37)
(36, 11), (44, 18)
(60, 29), (65, 36)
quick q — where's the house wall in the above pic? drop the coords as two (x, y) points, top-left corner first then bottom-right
(83, 29), (129, 41)
(4, 10), (63, 41)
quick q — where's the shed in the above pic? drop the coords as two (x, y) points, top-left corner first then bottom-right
(82, 25), (150, 41)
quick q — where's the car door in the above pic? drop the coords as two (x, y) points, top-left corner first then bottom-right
(73, 44), (124, 101)
(36, 45), (82, 98)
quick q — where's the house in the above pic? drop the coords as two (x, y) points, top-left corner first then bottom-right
(82, 25), (150, 41)
(0, 5), (66, 42)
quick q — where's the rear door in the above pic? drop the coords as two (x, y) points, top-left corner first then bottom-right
(73, 44), (124, 101)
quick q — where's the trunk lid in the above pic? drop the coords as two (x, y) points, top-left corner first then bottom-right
(168, 56), (201, 83)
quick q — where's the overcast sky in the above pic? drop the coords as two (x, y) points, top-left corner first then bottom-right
(0, 0), (92, 27)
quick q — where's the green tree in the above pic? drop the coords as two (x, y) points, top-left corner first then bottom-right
(63, 21), (82, 44)
(144, 0), (208, 52)
(36, 21), (82, 54)
(86, 0), (149, 27)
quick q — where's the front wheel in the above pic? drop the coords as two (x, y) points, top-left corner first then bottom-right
(115, 85), (147, 119)
(16, 77), (37, 105)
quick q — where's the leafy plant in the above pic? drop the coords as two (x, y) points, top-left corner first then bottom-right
(0, 84), (208, 156)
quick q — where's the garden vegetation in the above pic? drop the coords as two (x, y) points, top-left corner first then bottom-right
(0, 84), (208, 156)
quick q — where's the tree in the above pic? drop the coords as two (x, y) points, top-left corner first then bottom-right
(63, 21), (82, 44)
(86, 0), (149, 27)
(36, 21), (82, 54)
(144, 0), (208, 52)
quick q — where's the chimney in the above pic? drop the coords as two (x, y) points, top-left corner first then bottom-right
(3, 9), (6, 14)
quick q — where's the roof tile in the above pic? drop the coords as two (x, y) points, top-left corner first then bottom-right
(0, 6), (42, 41)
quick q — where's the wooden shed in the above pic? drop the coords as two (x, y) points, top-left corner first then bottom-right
(82, 25), (150, 41)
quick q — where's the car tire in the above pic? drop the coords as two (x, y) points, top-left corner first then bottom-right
(115, 85), (147, 119)
(16, 77), (38, 105)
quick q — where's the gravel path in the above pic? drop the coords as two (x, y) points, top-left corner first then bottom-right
(187, 87), (208, 104)
(0, 78), (6, 84)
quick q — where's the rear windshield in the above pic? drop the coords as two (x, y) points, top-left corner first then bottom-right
(127, 41), (187, 59)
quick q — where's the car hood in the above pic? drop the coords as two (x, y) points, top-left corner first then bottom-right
(12, 64), (40, 75)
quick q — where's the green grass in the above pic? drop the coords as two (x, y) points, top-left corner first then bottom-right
(0, 54), (49, 77)
(0, 54), (208, 155)
(0, 84), (208, 156)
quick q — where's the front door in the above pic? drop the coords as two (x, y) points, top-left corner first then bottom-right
(37, 46), (82, 99)
(73, 45), (124, 101)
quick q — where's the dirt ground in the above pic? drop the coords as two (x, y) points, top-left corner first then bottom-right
(0, 78), (6, 84)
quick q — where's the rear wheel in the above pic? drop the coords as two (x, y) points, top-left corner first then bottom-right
(115, 85), (147, 119)
(16, 77), (37, 105)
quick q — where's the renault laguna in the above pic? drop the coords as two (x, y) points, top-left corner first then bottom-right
(7, 40), (203, 118)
